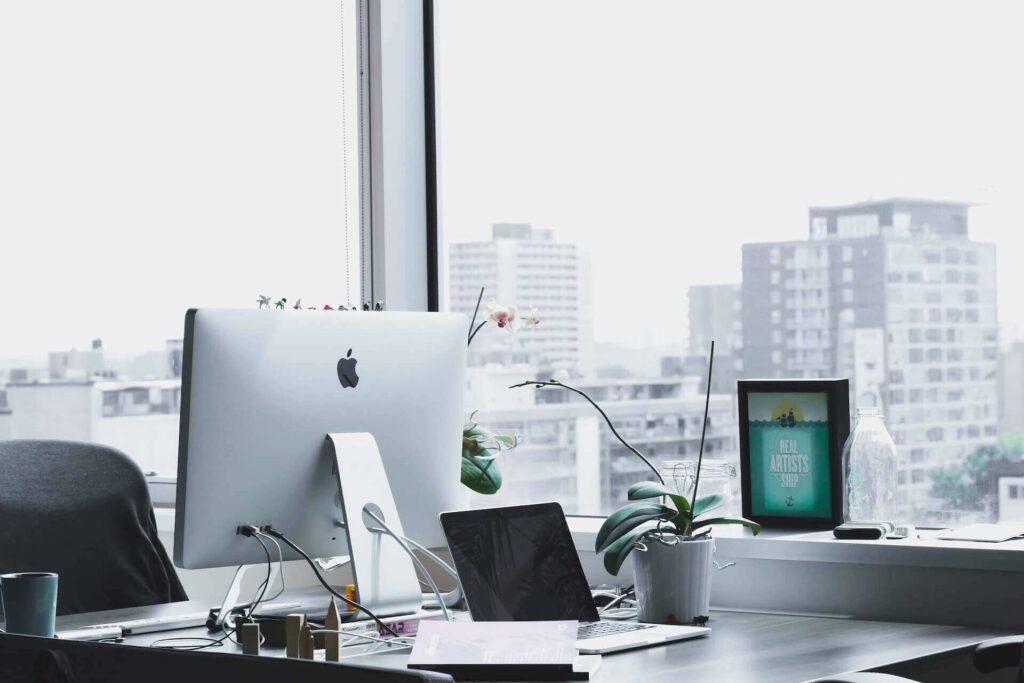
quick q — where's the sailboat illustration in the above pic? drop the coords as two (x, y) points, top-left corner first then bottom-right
(786, 409), (796, 428)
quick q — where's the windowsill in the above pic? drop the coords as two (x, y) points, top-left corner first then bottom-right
(567, 516), (1024, 573)
(568, 516), (1024, 629)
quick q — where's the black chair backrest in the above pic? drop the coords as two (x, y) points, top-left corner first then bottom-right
(974, 635), (1024, 675)
(0, 440), (187, 616)
(0, 632), (453, 683)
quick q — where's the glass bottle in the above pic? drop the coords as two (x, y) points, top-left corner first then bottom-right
(842, 407), (898, 524)
(662, 460), (738, 516)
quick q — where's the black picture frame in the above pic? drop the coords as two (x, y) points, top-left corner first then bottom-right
(737, 379), (850, 530)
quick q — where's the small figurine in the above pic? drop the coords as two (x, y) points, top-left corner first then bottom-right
(323, 305), (334, 311)
(299, 622), (314, 660)
(240, 622), (261, 656)
(324, 599), (341, 662)
(285, 613), (305, 658)
(257, 295), (271, 310)
(293, 298), (303, 310)
(274, 298), (288, 310)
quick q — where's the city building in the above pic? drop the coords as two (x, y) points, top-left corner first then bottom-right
(4, 379), (181, 475)
(688, 284), (742, 357)
(449, 223), (593, 375)
(465, 367), (738, 515)
(991, 461), (1024, 523)
(1000, 342), (1024, 435)
(742, 199), (1000, 516)
(49, 338), (112, 380)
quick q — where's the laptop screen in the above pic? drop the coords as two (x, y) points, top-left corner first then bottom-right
(439, 503), (600, 623)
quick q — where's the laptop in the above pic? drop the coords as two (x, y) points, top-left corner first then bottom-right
(439, 503), (709, 655)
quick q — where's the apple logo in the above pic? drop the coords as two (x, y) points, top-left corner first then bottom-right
(337, 348), (359, 388)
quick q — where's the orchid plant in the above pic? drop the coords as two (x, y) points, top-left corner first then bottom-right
(511, 343), (760, 576)
(461, 287), (539, 495)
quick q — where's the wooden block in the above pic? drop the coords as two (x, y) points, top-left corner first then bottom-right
(240, 622), (261, 656)
(285, 613), (305, 658)
(299, 622), (315, 660)
(324, 599), (341, 662)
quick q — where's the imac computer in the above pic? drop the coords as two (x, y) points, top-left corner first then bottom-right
(174, 309), (466, 616)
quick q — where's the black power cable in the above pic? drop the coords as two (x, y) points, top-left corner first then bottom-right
(261, 526), (399, 638)
(151, 530), (273, 651)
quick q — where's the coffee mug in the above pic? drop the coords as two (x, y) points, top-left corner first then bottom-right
(0, 572), (59, 637)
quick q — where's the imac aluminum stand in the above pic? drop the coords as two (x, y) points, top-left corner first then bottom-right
(325, 432), (422, 617)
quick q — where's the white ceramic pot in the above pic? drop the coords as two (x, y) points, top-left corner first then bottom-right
(632, 536), (713, 625)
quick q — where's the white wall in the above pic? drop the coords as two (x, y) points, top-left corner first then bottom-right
(95, 413), (179, 475)
(6, 383), (96, 441)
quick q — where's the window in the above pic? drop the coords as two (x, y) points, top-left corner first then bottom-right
(1, 1), (364, 475)
(434, 1), (1023, 525)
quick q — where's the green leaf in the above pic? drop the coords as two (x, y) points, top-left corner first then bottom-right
(691, 516), (761, 535)
(460, 454), (502, 494)
(627, 481), (690, 515)
(602, 524), (656, 576)
(460, 420), (521, 494)
(595, 502), (676, 553)
(692, 494), (724, 518)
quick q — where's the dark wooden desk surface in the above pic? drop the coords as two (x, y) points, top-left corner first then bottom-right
(111, 607), (1009, 683)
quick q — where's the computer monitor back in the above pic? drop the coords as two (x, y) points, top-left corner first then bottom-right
(174, 309), (467, 569)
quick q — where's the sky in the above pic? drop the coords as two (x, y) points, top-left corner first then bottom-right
(0, 1), (362, 360)
(435, 0), (1024, 348)
(1, 1), (1022, 360)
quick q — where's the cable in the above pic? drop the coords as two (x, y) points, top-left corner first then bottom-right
(261, 526), (400, 638)
(398, 534), (459, 580)
(151, 533), (273, 651)
(311, 629), (416, 649)
(364, 510), (450, 622)
(388, 526), (462, 608)
(254, 530), (287, 604)
(599, 591), (633, 614)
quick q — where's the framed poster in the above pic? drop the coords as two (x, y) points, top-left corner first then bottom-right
(737, 379), (850, 529)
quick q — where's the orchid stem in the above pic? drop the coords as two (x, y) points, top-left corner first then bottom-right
(687, 339), (715, 535)
(467, 287), (485, 346)
(509, 379), (664, 485)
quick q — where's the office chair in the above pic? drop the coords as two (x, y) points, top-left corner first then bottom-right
(0, 440), (187, 616)
(815, 636), (1024, 682)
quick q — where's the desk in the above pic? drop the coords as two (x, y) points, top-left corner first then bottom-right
(114, 605), (1009, 682)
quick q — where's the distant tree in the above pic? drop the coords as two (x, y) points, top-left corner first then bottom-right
(929, 445), (1015, 514)
(1003, 432), (1024, 457)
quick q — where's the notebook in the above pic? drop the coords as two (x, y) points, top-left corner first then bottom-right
(408, 620), (578, 681)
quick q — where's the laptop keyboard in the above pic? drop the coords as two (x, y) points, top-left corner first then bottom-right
(577, 621), (654, 640)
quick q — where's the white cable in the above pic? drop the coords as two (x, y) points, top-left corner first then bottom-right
(399, 534), (459, 580)
(365, 510), (451, 622)
(311, 629), (416, 648)
(260, 531), (287, 600)
(598, 592), (632, 613)
(368, 513), (450, 621)
(395, 531), (462, 607)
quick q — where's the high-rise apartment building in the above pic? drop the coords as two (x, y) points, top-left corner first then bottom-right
(449, 223), (592, 375)
(686, 283), (743, 394)
(742, 199), (1000, 515)
(1000, 342), (1024, 435)
(688, 284), (742, 357)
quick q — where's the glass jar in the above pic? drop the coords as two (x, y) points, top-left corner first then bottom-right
(661, 460), (738, 516)
(842, 407), (898, 523)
